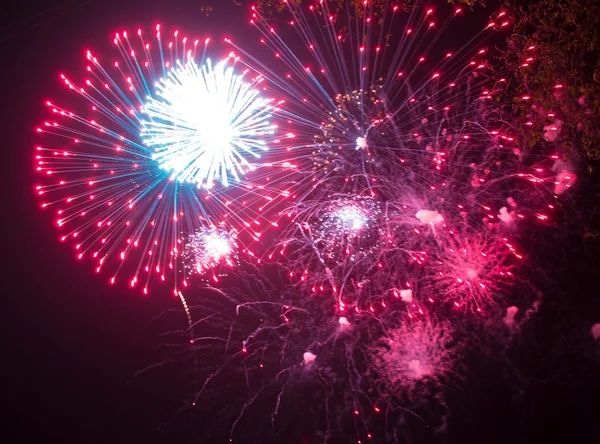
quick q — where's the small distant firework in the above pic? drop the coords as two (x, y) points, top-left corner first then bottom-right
(371, 319), (460, 401)
(311, 195), (384, 263)
(422, 229), (519, 311)
(184, 225), (238, 278)
(320, 198), (372, 235)
(307, 87), (399, 187)
(275, 194), (387, 308)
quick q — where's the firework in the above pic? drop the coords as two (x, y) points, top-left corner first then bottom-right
(180, 265), (463, 442)
(421, 228), (519, 311)
(298, 195), (382, 249)
(371, 319), (460, 401)
(226, 0), (563, 248)
(183, 225), (238, 281)
(323, 199), (371, 234)
(35, 26), (280, 293)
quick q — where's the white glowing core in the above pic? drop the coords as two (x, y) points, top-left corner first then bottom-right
(142, 58), (273, 188)
(334, 205), (368, 231)
(205, 232), (232, 259)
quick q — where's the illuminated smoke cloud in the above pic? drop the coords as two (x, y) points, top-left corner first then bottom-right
(503, 306), (519, 327)
(543, 119), (562, 142)
(303, 351), (317, 365)
(591, 323), (600, 341)
(416, 210), (444, 225)
(399, 289), (413, 303)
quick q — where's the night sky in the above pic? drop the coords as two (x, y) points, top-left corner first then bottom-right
(3, 1), (600, 443)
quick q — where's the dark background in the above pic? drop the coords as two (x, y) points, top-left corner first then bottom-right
(3, 1), (600, 443)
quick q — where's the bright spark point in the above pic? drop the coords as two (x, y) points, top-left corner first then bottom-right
(143, 59), (274, 188)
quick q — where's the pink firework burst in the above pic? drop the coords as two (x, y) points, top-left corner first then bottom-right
(371, 319), (460, 401)
(34, 25), (290, 294)
(421, 228), (520, 312)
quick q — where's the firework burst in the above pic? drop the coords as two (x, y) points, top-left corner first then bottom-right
(35, 26), (282, 293)
(422, 228), (519, 311)
(371, 319), (460, 401)
(183, 225), (238, 282)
